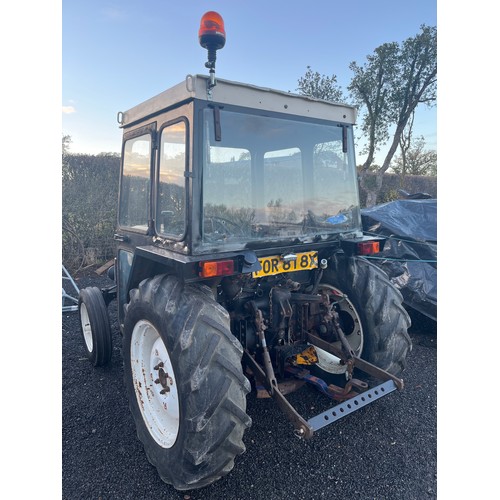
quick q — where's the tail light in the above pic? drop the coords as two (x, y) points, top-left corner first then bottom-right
(357, 241), (380, 255)
(340, 238), (385, 256)
(199, 259), (235, 278)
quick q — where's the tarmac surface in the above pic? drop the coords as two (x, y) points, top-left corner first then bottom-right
(62, 269), (437, 500)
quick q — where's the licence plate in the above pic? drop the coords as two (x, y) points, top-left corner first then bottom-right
(252, 251), (318, 278)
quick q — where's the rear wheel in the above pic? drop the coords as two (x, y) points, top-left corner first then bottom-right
(316, 255), (411, 376)
(123, 274), (252, 491)
(78, 287), (112, 367)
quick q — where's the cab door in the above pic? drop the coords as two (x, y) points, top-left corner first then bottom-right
(115, 122), (156, 325)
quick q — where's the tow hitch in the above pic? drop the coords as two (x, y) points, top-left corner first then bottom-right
(307, 380), (398, 432)
(284, 366), (368, 402)
(243, 333), (404, 438)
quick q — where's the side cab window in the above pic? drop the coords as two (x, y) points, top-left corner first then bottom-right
(119, 133), (152, 231)
(156, 120), (187, 238)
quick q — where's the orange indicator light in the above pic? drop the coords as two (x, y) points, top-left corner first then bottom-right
(357, 241), (380, 255)
(200, 259), (234, 278)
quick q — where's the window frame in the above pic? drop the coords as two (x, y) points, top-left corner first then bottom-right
(154, 117), (189, 240)
(118, 123), (156, 234)
(193, 101), (361, 253)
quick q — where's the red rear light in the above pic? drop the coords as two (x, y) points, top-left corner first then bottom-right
(357, 241), (380, 255)
(199, 259), (234, 278)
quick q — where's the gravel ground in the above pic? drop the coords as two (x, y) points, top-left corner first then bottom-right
(62, 268), (437, 500)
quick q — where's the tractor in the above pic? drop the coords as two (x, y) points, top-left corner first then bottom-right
(78, 11), (411, 491)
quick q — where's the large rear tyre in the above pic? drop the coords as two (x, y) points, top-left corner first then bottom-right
(123, 274), (252, 491)
(78, 287), (112, 367)
(317, 255), (412, 376)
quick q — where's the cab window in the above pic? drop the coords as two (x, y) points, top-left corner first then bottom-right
(119, 134), (151, 230)
(156, 121), (187, 238)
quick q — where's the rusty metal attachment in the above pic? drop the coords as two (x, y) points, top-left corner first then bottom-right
(255, 379), (305, 399)
(243, 350), (314, 439)
(242, 291), (404, 439)
(307, 332), (405, 390)
(285, 366), (366, 402)
(244, 343), (402, 439)
(249, 301), (278, 393)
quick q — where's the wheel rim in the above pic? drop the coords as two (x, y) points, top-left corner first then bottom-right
(314, 284), (364, 374)
(130, 320), (180, 448)
(80, 302), (93, 352)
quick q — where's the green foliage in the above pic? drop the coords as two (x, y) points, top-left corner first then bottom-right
(62, 134), (72, 156)
(297, 66), (345, 102)
(349, 25), (437, 176)
(348, 42), (398, 163)
(297, 25), (436, 207)
(62, 149), (120, 270)
(380, 188), (401, 203)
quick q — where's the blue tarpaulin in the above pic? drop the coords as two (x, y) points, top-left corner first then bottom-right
(361, 199), (437, 321)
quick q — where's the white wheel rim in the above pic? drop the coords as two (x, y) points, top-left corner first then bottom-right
(314, 285), (364, 374)
(80, 303), (93, 352)
(130, 320), (180, 448)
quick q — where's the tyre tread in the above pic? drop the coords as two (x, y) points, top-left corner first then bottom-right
(326, 256), (412, 376)
(123, 274), (250, 491)
(78, 286), (112, 367)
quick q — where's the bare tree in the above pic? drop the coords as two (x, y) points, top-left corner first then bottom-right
(391, 136), (437, 177)
(397, 111), (416, 182)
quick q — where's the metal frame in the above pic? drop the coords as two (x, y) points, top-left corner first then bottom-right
(62, 265), (80, 313)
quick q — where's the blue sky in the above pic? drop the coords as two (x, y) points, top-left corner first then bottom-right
(62, 0), (437, 161)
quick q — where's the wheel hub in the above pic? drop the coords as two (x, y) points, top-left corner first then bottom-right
(155, 363), (174, 394)
(313, 284), (363, 375)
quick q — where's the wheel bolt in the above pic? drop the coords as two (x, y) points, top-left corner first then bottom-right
(154, 378), (160, 384)
(154, 362), (164, 370)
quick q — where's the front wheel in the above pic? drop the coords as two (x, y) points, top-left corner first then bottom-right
(123, 274), (252, 491)
(316, 255), (412, 377)
(78, 287), (112, 367)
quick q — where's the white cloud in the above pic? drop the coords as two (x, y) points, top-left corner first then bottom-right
(62, 106), (76, 114)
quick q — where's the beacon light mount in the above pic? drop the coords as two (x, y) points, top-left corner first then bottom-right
(198, 11), (226, 89)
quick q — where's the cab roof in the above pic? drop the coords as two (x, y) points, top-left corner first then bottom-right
(119, 74), (357, 128)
